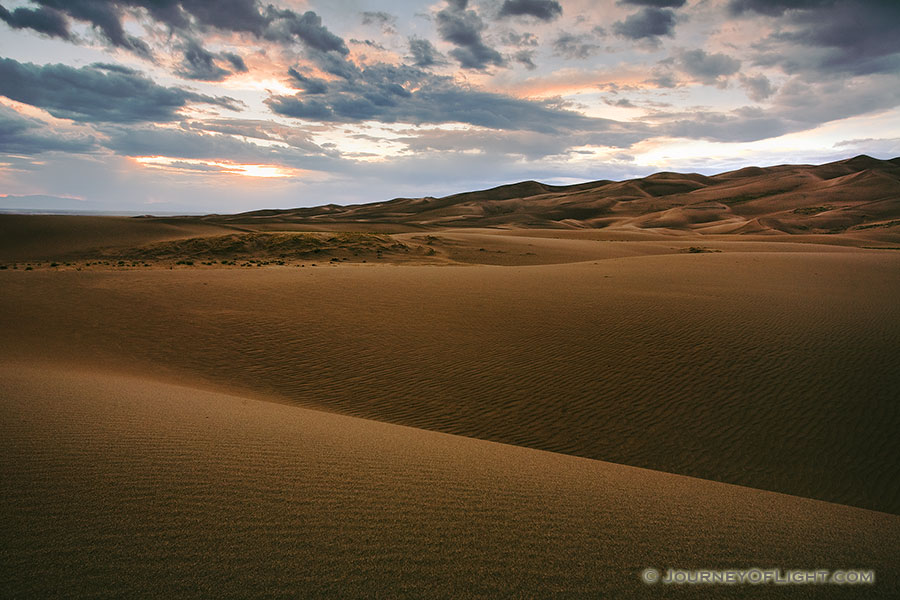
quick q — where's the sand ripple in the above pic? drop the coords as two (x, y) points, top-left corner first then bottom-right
(2, 366), (898, 598)
(2, 251), (899, 513)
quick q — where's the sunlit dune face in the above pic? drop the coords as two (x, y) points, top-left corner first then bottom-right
(133, 156), (296, 178)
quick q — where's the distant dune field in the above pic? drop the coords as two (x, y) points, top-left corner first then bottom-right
(1, 155), (898, 268)
(159, 154), (900, 239)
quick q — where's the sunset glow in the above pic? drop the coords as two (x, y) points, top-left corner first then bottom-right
(134, 157), (297, 178)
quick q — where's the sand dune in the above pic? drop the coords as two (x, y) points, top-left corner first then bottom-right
(0, 214), (239, 262)
(0, 219), (893, 270)
(2, 364), (898, 598)
(3, 247), (898, 514)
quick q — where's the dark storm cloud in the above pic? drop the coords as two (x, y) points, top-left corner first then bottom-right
(184, 119), (328, 154)
(89, 62), (139, 74)
(613, 7), (677, 40)
(739, 73), (775, 101)
(732, 0), (900, 76)
(0, 104), (96, 155)
(780, 2), (900, 75)
(677, 49), (741, 85)
(8, 1), (347, 60)
(103, 126), (275, 160)
(176, 44), (247, 82)
(408, 37), (444, 68)
(435, 1), (505, 70)
(767, 74), (900, 125)
(0, 3), (69, 39)
(604, 97), (637, 108)
(266, 62), (637, 136)
(361, 11), (395, 25)
(513, 49), (537, 70)
(177, 39), (231, 81)
(100, 124), (340, 173)
(498, 0), (563, 21)
(350, 38), (388, 50)
(287, 67), (329, 94)
(727, 0), (831, 16)
(449, 43), (507, 70)
(656, 107), (793, 142)
(263, 7), (348, 54)
(168, 0), (267, 33)
(0, 59), (240, 123)
(396, 125), (652, 160)
(307, 49), (359, 80)
(435, 6), (484, 47)
(30, 0), (151, 56)
(619, 0), (686, 7)
(553, 33), (601, 59)
(267, 98), (334, 121)
(502, 31), (538, 47)
(361, 11), (397, 34)
(650, 70), (900, 143)
(646, 71), (679, 87)
(397, 129), (576, 159)
(221, 52), (248, 73)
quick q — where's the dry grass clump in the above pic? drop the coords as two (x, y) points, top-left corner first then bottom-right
(103, 232), (409, 263)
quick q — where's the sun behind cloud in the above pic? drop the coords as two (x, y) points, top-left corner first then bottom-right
(133, 156), (299, 179)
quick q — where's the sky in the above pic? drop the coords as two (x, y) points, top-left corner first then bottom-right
(1, 0), (899, 213)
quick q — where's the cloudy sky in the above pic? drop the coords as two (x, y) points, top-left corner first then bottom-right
(1, 0), (899, 213)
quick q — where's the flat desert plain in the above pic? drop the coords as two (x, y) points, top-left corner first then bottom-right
(2, 159), (900, 598)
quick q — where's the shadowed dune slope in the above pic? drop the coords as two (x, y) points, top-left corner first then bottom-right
(2, 364), (898, 599)
(0, 215), (240, 262)
(3, 249), (898, 514)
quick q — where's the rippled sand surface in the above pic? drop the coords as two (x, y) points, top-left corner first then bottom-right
(2, 365), (898, 599)
(3, 249), (899, 513)
(3, 224), (900, 598)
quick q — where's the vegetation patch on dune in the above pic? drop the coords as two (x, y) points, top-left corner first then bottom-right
(103, 232), (410, 263)
(792, 205), (836, 215)
(854, 219), (900, 230)
(718, 187), (800, 206)
(682, 246), (722, 254)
